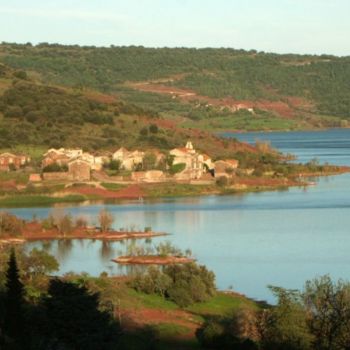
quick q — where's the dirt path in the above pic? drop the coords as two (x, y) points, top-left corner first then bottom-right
(128, 81), (312, 118)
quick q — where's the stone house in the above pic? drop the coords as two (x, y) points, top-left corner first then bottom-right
(131, 170), (165, 183)
(112, 147), (145, 171)
(170, 141), (204, 179)
(79, 152), (108, 171)
(0, 152), (30, 171)
(214, 159), (239, 178)
(68, 159), (91, 181)
(42, 148), (74, 167)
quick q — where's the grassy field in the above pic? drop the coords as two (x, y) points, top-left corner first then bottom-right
(0, 194), (86, 207)
(112, 280), (260, 349)
(142, 183), (217, 198)
(182, 114), (298, 131)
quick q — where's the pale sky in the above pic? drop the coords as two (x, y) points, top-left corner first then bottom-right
(0, 0), (349, 56)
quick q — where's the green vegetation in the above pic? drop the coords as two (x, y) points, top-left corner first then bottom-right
(2, 244), (350, 349)
(187, 293), (258, 317)
(1, 43), (350, 132)
(0, 212), (24, 237)
(131, 262), (216, 307)
(101, 182), (126, 191)
(143, 183), (217, 197)
(183, 109), (297, 131)
(0, 194), (85, 207)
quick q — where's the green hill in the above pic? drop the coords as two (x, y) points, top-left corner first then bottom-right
(1, 43), (349, 131)
(0, 63), (255, 159)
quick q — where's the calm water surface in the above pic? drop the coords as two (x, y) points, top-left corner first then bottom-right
(16, 129), (350, 302)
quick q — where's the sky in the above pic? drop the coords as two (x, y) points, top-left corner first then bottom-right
(0, 0), (349, 56)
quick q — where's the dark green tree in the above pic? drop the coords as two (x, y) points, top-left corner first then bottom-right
(44, 279), (120, 349)
(3, 248), (25, 346)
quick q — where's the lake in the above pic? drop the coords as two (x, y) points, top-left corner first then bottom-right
(15, 128), (350, 303)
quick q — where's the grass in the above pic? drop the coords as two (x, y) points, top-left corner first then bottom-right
(0, 171), (29, 184)
(0, 194), (86, 207)
(186, 292), (259, 317)
(101, 182), (126, 191)
(126, 288), (179, 311)
(143, 183), (217, 197)
(154, 322), (191, 338)
(183, 114), (297, 132)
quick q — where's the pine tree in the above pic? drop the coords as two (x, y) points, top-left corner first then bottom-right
(4, 248), (25, 343)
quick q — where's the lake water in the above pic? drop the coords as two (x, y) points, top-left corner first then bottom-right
(14, 129), (350, 303)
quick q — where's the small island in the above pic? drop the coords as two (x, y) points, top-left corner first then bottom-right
(112, 241), (195, 265)
(113, 255), (195, 265)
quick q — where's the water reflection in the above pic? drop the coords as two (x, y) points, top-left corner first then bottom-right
(57, 239), (73, 261)
(100, 241), (114, 262)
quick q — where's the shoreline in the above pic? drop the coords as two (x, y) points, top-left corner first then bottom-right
(0, 167), (349, 208)
(0, 225), (168, 246)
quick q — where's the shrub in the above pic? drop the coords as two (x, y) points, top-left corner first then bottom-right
(4, 106), (23, 118)
(216, 176), (229, 187)
(143, 152), (157, 170)
(105, 159), (121, 171)
(0, 212), (24, 237)
(42, 163), (68, 173)
(149, 124), (158, 134)
(98, 208), (114, 232)
(75, 217), (88, 228)
(169, 163), (186, 174)
(131, 262), (216, 307)
(196, 320), (226, 349)
(13, 70), (27, 80)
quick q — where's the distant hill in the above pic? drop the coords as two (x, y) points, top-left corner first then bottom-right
(0, 43), (350, 131)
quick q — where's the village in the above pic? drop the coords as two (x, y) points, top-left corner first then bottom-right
(0, 142), (239, 186)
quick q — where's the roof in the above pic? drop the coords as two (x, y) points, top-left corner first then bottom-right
(225, 159), (239, 166)
(68, 158), (91, 166)
(0, 152), (17, 158)
(202, 154), (212, 161)
(114, 147), (129, 153)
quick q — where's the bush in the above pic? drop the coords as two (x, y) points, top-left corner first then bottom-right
(196, 320), (226, 349)
(0, 212), (24, 237)
(216, 176), (229, 187)
(196, 310), (260, 349)
(149, 124), (158, 134)
(169, 163), (186, 174)
(4, 106), (23, 118)
(42, 163), (68, 173)
(105, 159), (121, 171)
(98, 208), (114, 232)
(131, 262), (216, 307)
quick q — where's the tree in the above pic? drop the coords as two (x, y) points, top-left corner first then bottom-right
(149, 124), (158, 134)
(303, 275), (350, 350)
(22, 248), (59, 278)
(260, 286), (314, 350)
(51, 209), (73, 236)
(143, 152), (157, 170)
(44, 279), (120, 349)
(3, 249), (25, 345)
(98, 208), (114, 232)
(107, 159), (121, 171)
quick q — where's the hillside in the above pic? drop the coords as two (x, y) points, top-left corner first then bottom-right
(1, 43), (350, 131)
(0, 63), (256, 159)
